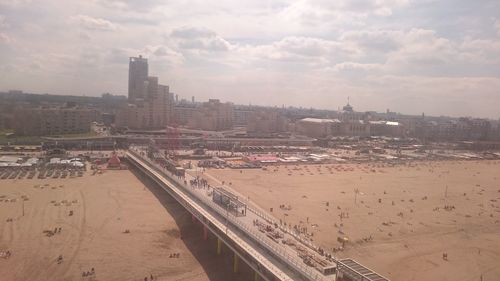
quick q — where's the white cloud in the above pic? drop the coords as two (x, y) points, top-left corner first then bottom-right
(0, 15), (8, 29)
(304, 0), (409, 17)
(0, 32), (13, 44)
(332, 62), (382, 71)
(97, 0), (128, 10)
(340, 29), (402, 54)
(1, 0), (500, 118)
(70, 15), (118, 31)
(237, 36), (361, 67)
(145, 45), (185, 65)
(98, 0), (162, 11)
(171, 27), (216, 39)
(0, 0), (32, 8)
(461, 38), (500, 57)
(170, 27), (232, 52)
(382, 29), (457, 71)
(374, 7), (392, 16)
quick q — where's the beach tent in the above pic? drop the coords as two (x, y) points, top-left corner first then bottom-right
(107, 152), (121, 169)
(0, 156), (21, 163)
(71, 162), (84, 168)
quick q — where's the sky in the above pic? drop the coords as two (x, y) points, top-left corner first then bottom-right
(0, 0), (499, 118)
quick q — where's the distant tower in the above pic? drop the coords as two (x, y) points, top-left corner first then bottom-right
(192, 96), (195, 103)
(128, 55), (148, 104)
(342, 96), (353, 112)
(175, 94), (178, 102)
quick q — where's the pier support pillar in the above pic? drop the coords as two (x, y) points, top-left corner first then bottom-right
(217, 238), (222, 255)
(254, 271), (260, 281)
(203, 225), (208, 240)
(233, 253), (239, 273)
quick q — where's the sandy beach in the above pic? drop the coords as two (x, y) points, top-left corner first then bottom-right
(0, 168), (248, 281)
(206, 160), (500, 281)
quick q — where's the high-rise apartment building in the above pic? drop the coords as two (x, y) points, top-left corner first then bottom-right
(14, 107), (93, 136)
(117, 56), (174, 130)
(188, 99), (234, 131)
(173, 100), (197, 126)
(128, 56), (148, 104)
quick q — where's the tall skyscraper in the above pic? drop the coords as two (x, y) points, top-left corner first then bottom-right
(117, 55), (174, 130)
(128, 55), (148, 104)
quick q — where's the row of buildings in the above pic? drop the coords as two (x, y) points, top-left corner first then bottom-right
(0, 91), (124, 137)
(171, 98), (234, 131)
(6, 93), (500, 142)
(294, 118), (404, 138)
(3, 56), (499, 143)
(293, 102), (405, 138)
(414, 117), (497, 142)
(170, 99), (288, 133)
(168, 99), (500, 141)
(13, 107), (95, 136)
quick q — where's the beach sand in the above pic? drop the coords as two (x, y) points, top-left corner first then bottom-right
(207, 160), (500, 281)
(0, 168), (246, 281)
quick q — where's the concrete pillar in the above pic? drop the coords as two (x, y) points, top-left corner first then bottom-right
(254, 271), (260, 281)
(203, 225), (208, 240)
(233, 253), (239, 273)
(217, 238), (222, 255)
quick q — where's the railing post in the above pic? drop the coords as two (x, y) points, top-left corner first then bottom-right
(203, 225), (208, 240)
(128, 150), (328, 281)
(217, 237), (222, 255)
(254, 271), (260, 281)
(233, 252), (239, 273)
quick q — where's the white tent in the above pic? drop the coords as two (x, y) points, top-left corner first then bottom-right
(71, 162), (84, 167)
(0, 156), (21, 163)
(26, 158), (39, 164)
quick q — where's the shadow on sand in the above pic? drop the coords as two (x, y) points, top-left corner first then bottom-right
(129, 166), (253, 281)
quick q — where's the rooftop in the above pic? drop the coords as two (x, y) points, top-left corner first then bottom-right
(299, 118), (341, 123)
(338, 258), (390, 281)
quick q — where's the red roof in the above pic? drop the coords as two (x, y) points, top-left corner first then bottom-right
(107, 152), (121, 167)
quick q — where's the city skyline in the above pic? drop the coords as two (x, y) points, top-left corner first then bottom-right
(1, 1), (500, 119)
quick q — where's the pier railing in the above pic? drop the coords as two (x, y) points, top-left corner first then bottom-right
(128, 148), (325, 281)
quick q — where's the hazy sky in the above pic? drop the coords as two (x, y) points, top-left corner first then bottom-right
(1, 0), (499, 118)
